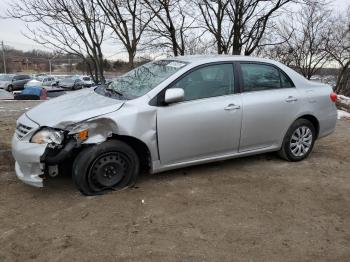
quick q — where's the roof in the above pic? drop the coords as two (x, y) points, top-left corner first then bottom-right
(166, 55), (278, 64)
(163, 54), (309, 87)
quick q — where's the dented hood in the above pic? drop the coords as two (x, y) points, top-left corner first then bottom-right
(26, 88), (124, 128)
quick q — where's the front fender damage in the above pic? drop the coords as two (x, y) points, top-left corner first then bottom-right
(78, 118), (118, 144)
(38, 118), (119, 181)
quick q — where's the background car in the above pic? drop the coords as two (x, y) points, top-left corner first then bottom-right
(0, 89), (14, 100)
(80, 76), (94, 87)
(0, 74), (32, 92)
(59, 76), (84, 90)
(25, 76), (58, 88)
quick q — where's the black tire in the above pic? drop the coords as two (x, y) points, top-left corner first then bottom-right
(7, 85), (13, 92)
(278, 119), (316, 162)
(72, 140), (140, 195)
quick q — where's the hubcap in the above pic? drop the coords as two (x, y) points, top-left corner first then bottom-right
(88, 152), (129, 189)
(290, 126), (313, 157)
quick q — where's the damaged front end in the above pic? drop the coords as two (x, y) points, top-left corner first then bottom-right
(12, 112), (119, 187)
(12, 119), (78, 187)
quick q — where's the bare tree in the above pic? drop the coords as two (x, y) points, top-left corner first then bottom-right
(143, 0), (196, 56)
(325, 8), (350, 95)
(198, 0), (231, 54)
(197, 0), (296, 55)
(97, 0), (155, 69)
(267, 1), (332, 79)
(7, 0), (106, 82)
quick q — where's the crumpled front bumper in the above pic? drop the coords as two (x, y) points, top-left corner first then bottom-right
(12, 134), (47, 187)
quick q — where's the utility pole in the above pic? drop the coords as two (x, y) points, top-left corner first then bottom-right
(49, 53), (58, 75)
(1, 41), (6, 74)
(25, 58), (29, 72)
(49, 59), (52, 75)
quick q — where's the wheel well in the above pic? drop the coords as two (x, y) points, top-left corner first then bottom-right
(297, 115), (320, 138)
(112, 135), (151, 171)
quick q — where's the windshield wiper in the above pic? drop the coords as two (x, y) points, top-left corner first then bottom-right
(106, 87), (123, 96)
(103, 84), (127, 99)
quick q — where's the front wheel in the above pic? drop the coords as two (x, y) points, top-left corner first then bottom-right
(73, 140), (140, 195)
(7, 85), (13, 92)
(278, 119), (316, 162)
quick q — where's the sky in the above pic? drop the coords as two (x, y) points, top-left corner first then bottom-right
(0, 0), (349, 60)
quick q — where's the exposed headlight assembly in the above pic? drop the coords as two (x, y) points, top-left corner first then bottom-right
(31, 128), (65, 145)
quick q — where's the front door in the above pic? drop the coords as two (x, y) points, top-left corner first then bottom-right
(156, 63), (242, 165)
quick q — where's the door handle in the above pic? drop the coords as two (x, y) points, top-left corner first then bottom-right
(285, 96), (298, 103)
(224, 104), (241, 111)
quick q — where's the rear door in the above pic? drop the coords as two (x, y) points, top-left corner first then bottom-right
(156, 63), (242, 165)
(238, 62), (300, 152)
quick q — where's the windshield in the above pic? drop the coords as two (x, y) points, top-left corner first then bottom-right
(101, 60), (188, 99)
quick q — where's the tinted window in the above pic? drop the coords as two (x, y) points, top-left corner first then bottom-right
(241, 63), (291, 92)
(172, 64), (234, 101)
(280, 72), (294, 88)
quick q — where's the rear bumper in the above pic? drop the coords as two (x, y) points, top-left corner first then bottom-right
(318, 108), (337, 139)
(11, 135), (47, 187)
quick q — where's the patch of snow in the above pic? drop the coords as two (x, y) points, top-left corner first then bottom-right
(338, 95), (350, 105)
(337, 110), (350, 120)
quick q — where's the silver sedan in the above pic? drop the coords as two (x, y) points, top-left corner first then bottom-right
(12, 56), (337, 195)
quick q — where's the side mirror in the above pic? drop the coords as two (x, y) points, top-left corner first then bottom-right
(164, 88), (184, 104)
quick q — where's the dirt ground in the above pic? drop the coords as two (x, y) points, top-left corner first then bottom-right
(0, 101), (350, 262)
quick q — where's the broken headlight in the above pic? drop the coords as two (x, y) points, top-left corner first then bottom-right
(31, 128), (65, 145)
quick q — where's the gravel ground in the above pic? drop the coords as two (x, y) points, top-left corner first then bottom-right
(0, 101), (350, 262)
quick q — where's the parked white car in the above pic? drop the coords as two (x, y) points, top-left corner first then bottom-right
(80, 76), (94, 87)
(25, 76), (58, 88)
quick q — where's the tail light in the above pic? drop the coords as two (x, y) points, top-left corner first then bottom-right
(330, 92), (337, 102)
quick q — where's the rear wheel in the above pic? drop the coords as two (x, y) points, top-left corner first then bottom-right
(73, 140), (139, 195)
(7, 85), (13, 92)
(278, 119), (316, 161)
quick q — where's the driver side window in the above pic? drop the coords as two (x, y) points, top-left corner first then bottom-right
(172, 63), (234, 101)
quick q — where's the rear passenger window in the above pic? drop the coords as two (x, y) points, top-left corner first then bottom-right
(172, 64), (234, 101)
(241, 63), (294, 92)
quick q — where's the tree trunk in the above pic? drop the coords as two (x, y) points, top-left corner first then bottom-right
(128, 51), (135, 69)
(336, 68), (350, 96)
(170, 27), (178, 56)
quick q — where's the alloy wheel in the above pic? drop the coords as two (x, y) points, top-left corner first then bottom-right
(289, 126), (313, 157)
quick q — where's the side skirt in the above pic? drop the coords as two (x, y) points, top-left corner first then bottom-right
(151, 145), (280, 174)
